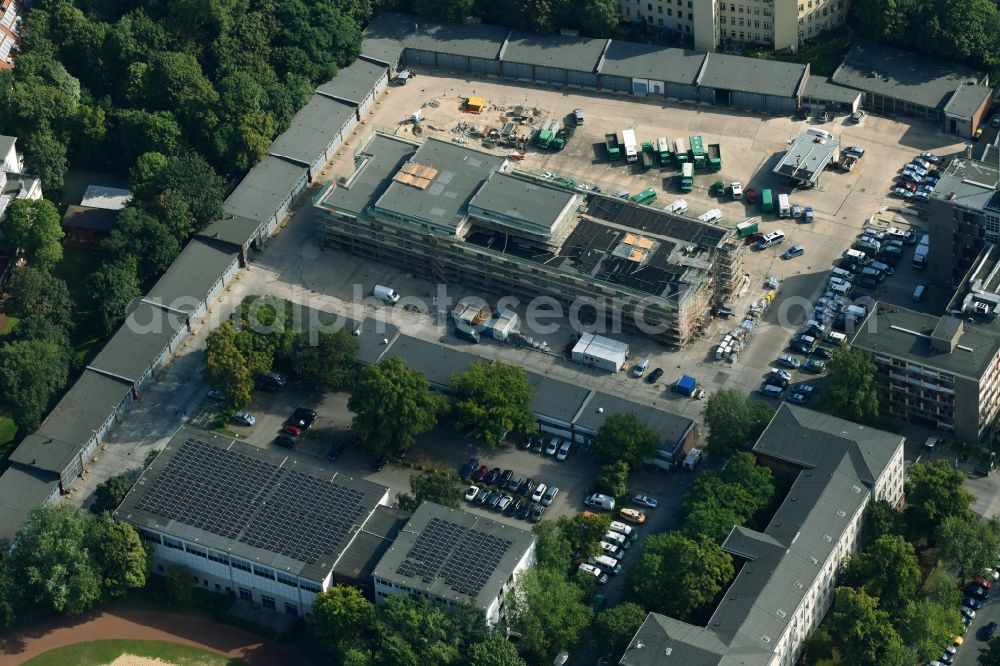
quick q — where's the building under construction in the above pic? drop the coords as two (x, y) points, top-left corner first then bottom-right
(315, 133), (743, 348)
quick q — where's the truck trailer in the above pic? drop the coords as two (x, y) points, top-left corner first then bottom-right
(707, 143), (722, 172)
(673, 137), (688, 165)
(656, 137), (672, 166)
(630, 188), (657, 205)
(680, 162), (694, 192)
(641, 141), (655, 170)
(689, 135), (706, 170)
(604, 132), (621, 160)
(622, 129), (638, 162)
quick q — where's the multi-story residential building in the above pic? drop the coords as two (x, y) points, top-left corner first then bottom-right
(851, 302), (1000, 443)
(621, 404), (905, 666)
(315, 133), (744, 348)
(927, 147), (1000, 287)
(0, 0), (22, 69)
(618, 0), (849, 52)
(372, 501), (535, 626)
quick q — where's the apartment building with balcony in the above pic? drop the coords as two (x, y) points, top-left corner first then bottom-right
(621, 404), (905, 666)
(315, 133), (744, 348)
(617, 0), (848, 52)
(851, 303), (1000, 443)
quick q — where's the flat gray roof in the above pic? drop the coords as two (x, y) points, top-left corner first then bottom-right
(573, 391), (694, 446)
(503, 32), (607, 73)
(317, 58), (387, 104)
(145, 239), (238, 314)
(944, 83), (992, 120)
(361, 13), (410, 66)
(700, 53), (806, 99)
(931, 156), (1000, 212)
(373, 138), (505, 233)
(773, 132), (839, 182)
(333, 504), (410, 582)
(383, 334), (478, 389)
(33, 370), (133, 454)
(468, 172), (577, 236)
(599, 41), (706, 85)
(802, 77), (863, 105)
(404, 21), (509, 59)
(525, 372), (590, 425)
(832, 41), (986, 111)
(851, 302), (1000, 380)
(0, 466), (59, 541)
(267, 94), (356, 167)
(223, 156), (307, 225)
(88, 301), (186, 384)
(116, 427), (390, 582)
(290, 306), (400, 366)
(372, 501), (534, 610)
(8, 434), (81, 479)
(317, 134), (418, 217)
(197, 215), (262, 250)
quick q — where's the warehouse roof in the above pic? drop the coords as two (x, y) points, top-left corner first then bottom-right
(117, 428), (391, 582)
(145, 239), (238, 314)
(0, 466), (59, 542)
(332, 505), (410, 582)
(317, 57), (387, 104)
(267, 94), (356, 168)
(383, 334), (478, 389)
(503, 32), (607, 73)
(525, 372), (591, 426)
(8, 434), (80, 480)
(599, 41), (706, 85)
(316, 134), (418, 217)
(700, 53), (807, 99)
(32, 370), (133, 455)
(574, 391), (695, 446)
(403, 21), (509, 59)
(931, 156), (999, 213)
(851, 303), (1000, 380)
(944, 83), (991, 120)
(832, 42), (986, 111)
(88, 301), (187, 384)
(373, 501), (534, 610)
(361, 13), (411, 66)
(773, 132), (840, 183)
(223, 156), (307, 225)
(802, 77), (863, 105)
(374, 138), (505, 233)
(468, 172), (577, 237)
(197, 215), (261, 251)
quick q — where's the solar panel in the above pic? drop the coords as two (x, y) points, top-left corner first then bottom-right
(133, 438), (374, 564)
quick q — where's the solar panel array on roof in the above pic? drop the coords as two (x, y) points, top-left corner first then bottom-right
(135, 438), (371, 564)
(396, 516), (513, 597)
(585, 196), (728, 249)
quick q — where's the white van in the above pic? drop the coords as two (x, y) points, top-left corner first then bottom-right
(778, 193), (791, 218)
(831, 282), (851, 296)
(759, 383), (784, 398)
(757, 230), (786, 249)
(603, 530), (630, 550)
(830, 267), (853, 280)
(373, 285), (400, 304)
(663, 199), (688, 214)
(682, 448), (704, 471)
(609, 521), (638, 542)
(584, 493), (615, 510)
(844, 248), (869, 264)
(825, 331), (847, 345)
(698, 208), (723, 223)
(590, 554), (623, 575)
(806, 127), (834, 141)
(828, 275), (850, 289)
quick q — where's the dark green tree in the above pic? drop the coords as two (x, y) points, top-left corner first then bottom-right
(864, 499), (903, 541)
(593, 412), (659, 468)
(597, 460), (630, 498)
(375, 594), (461, 665)
(23, 130), (68, 191)
(293, 328), (358, 391)
(1, 198), (64, 271)
(397, 469), (464, 512)
(205, 320), (253, 407)
(469, 634), (526, 666)
(88, 511), (147, 598)
(103, 207), (181, 282)
(450, 362), (535, 447)
(0, 337), (70, 430)
(91, 474), (133, 515)
(625, 533), (734, 619)
(822, 346), (880, 423)
(980, 635), (1000, 666)
(163, 564), (194, 608)
(555, 513), (612, 561)
(830, 587), (907, 666)
(4, 267), (73, 331)
(532, 521), (574, 571)
(110, 108), (183, 167)
(937, 514), (1000, 582)
(308, 585), (376, 657)
(349, 357), (446, 454)
(594, 602), (647, 657)
(88, 256), (140, 334)
(580, 0), (619, 36)
(905, 460), (975, 538)
(505, 567), (593, 659)
(703, 388), (774, 458)
(839, 534), (920, 614)
(901, 598), (963, 663)
(129, 151), (224, 238)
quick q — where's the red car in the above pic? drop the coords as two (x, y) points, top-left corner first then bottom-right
(281, 425), (302, 437)
(471, 464), (490, 482)
(897, 180), (917, 191)
(974, 576), (994, 589)
(745, 188), (758, 205)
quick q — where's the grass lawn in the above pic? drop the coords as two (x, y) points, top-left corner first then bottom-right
(0, 414), (17, 460)
(23, 639), (246, 666)
(0, 314), (18, 335)
(51, 244), (109, 365)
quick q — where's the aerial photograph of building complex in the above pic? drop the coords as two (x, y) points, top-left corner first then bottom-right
(0, 1), (999, 665)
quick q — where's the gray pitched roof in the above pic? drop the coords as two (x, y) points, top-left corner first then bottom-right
(503, 32), (608, 73)
(832, 41), (987, 111)
(88, 301), (187, 384)
(316, 134), (418, 218)
(317, 58), (387, 104)
(60, 205), (119, 232)
(0, 466), (59, 541)
(0, 135), (15, 160)
(700, 53), (807, 98)
(145, 239), (238, 314)
(8, 434), (81, 479)
(223, 155), (307, 225)
(599, 41), (707, 85)
(267, 94), (356, 167)
(944, 82), (991, 120)
(621, 613), (772, 666)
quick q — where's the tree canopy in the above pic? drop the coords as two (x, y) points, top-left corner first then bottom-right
(397, 469), (464, 512)
(840, 534), (921, 614)
(594, 602), (647, 657)
(0, 336), (71, 430)
(505, 567), (593, 659)
(449, 362), (535, 447)
(593, 412), (659, 469)
(680, 452), (775, 543)
(702, 388), (774, 459)
(204, 320), (253, 407)
(1, 198), (64, 271)
(905, 459), (975, 538)
(830, 587), (907, 666)
(293, 328), (358, 391)
(87, 255), (140, 335)
(91, 474), (133, 515)
(937, 514), (1000, 582)
(4, 267), (73, 331)
(822, 346), (880, 424)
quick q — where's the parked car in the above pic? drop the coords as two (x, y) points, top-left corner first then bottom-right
(488, 492), (504, 511)
(920, 151), (942, 164)
(778, 355), (801, 369)
(484, 467), (501, 485)
(499, 469), (513, 487)
(325, 441), (346, 461)
(646, 368), (664, 384)
(633, 494), (658, 509)
(783, 244), (805, 259)
(505, 498), (523, 516)
(207, 389), (227, 401)
(803, 359), (826, 374)
(584, 493), (616, 510)
(541, 486), (559, 506)
(964, 584), (989, 600)
(274, 434), (297, 448)
(619, 508), (646, 524)
(960, 606), (976, 619)
(844, 145), (865, 156)
(770, 368), (792, 382)
(528, 505), (544, 523)
(544, 438), (560, 456)
(813, 347), (834, 360)
(464, 486), (480, 502)
(578, 563), (608, 585)
(531, 483), (548, 503)
(516, 500), (535, 520)
(518, 479), (536, 497)
(232, 411), (255, 426)
(476, 489), (495, 506)
(518, 435), (534, 450)
(496, 494), (514, 513)
(531, 436), (545, 454)
(288, 407), (317, 430)
(803, 206), (814, 223)
(472, 464), (489, 482)
(459, 458), (479, 481)
(981, 621), (998, 641)
(963, 597), (983, 610)
(556, 441), (572, 462)
(891, 187), (914, 199)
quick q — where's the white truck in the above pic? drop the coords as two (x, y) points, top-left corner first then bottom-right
(778, 193), (791, 218)
(682, 448), (704, 471)
(913, 234), (929, 270)
(373, 284), (400, 303)
(622, 129), (638, 163)
(663, 199), (688, 215)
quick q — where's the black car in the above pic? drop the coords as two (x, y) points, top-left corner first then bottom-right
(965, 584), (990, 600)
(813, 347), (834, 360)
(373, 455), (389, 471)
(459, 458), (479, 481)
(646, 368), (664, 384)
(485, 467), (501, 485)
(964, 596), (983, 610)
(518, 436), (534, 450)
(477, 489), (496, 506)
(505, 498), (523, 517)
(274, 434), (297, 448)
(530, 437), (544, 454)
(289, 407), (317, 430)
(981, 621), (998, 641)
(499, 469), (513, 487)
(326, 442), (346, 461)
(516, 500), (535, 520)
(488, 492), (504, 511)
(768, 376), (790, 389)
(519, 479), (536, 497)
(859, 276), (878, 289)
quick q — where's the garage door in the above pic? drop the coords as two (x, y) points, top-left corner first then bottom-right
(437, 53), (469, 71)
(469, 57), (499, 76)
(732, 90), (766, 110)
(567, 71), (596, 88)
(667, 83), (697, 101)
(633, 80), (648, 96)
(765, 96), (796, 114)
(407, 49), (436, 67)
(534, 65), (565, 85)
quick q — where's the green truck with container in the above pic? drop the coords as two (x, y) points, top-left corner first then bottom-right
(656, 137), (672, 166)
(673, 138), (688, 166)
(707, 143), (722, 172)
(630, 188), (657, 205)
(550, 126), (574, 150)
(761, 189), (774, 213)
(680, 162), (694, 192)
(604, 132), (620, 160)
(689, 135), (706, 170)
(641, 141), (655, 170)
(736, 218), (759, 238)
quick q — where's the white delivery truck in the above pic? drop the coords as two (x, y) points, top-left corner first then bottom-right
(682, 448), (704, 471)
(663, 199), (688, 214)
(373, 285), (400, 304)
(622, 129), (638, 163)
(778, 193), (791, 218)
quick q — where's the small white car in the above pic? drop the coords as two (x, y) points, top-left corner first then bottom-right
(731, 181), (743, 200)
(233, 411), (256, 426)
(464, 486), (480, 502)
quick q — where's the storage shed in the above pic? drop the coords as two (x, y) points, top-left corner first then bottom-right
(267, 94), (358, 181)
(597, 41), (705, 100)
(403, 20), (509, 76)
(222, 156), (308, 241)
(317, 57), (389, 118)
(698, 54), (807, 113)
(570, 332), (629, 372)
(501, 32), (608, 88)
